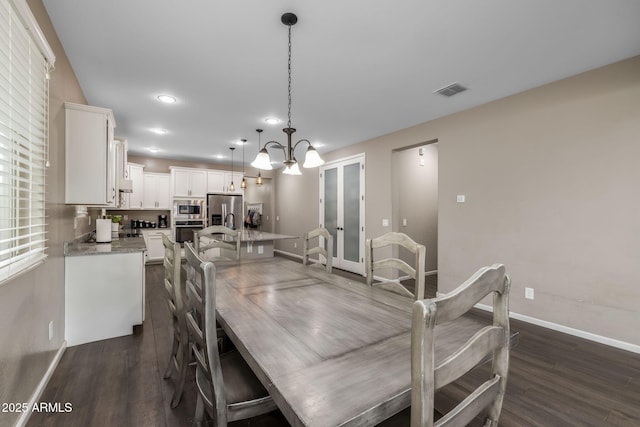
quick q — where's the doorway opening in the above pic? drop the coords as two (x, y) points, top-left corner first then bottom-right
(391, 140), (438, 296)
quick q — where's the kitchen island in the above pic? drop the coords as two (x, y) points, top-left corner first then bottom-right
(200, 230), (297, 260)
(64, 236), (147, 346)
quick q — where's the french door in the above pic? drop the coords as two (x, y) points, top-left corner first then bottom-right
(320, 154), (365, 274)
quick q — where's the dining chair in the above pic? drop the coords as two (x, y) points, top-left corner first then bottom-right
(302, 227), (333, 273)
(161, 234), (190, 408)
(411, 263), (511, 427)
(364, 232), (426, 300)
(194, 225), (241, 262)
(183, 242), (277, 426)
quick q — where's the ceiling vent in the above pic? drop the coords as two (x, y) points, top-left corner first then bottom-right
(435, 82), (468, 97)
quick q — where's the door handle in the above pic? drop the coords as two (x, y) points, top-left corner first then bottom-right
(336, 227), (344, 231)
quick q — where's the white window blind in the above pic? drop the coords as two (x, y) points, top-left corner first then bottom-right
(0, 0), (53, 283)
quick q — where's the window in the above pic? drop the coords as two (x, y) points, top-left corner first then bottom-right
(0, 0), (55, 283)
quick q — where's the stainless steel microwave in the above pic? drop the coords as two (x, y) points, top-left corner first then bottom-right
(173, 200), (204, 219)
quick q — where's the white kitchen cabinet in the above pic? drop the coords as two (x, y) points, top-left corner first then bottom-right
(114, 137), (129, 208)
(64, 102), (117, 205)
(224, 171), (244, 193)
(142, 229), (172, 263)
(207, 170), (225, 193)
(125, 163), (145, 209)
(65, 251), (145, 346)
(171, 167), (207, 198)
(143, 172), (171, 209)
(207, 170), (244, 193)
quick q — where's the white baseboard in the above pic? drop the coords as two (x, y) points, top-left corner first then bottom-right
(15, 341), (67, 427)
(473, 303), (640, 355)
(274, 254), (639, 354)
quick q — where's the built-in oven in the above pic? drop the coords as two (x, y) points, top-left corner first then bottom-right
(175, 220), (205, 245)
(174, 200), (204, 220)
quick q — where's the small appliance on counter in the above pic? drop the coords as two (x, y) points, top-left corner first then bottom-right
(96, 219), (112, 243)
(128, 219), (140, 237)
(158, 214), (168, 228)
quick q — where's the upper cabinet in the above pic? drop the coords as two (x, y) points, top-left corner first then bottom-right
(114, 138), (130, 208)
(207, 170), (225, 193)
(224, 171), (244, 194)
(207, 170), (244, 194)
(64, 102), (118, 205)
(122, 163), (144, 209)
(143, 173), (171, 209)
(171, 167), (207, 198)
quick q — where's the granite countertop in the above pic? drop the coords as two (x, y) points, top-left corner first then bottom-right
(64, 234), (147, 257)
(203, 230), (298, 243)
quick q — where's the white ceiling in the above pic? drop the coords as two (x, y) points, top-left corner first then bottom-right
(42, 0), (640, 167)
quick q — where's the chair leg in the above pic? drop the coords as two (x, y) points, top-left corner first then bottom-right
(164, 332), (179, 379)
(170, 339), (190, 408)
(194, 394), (205, 427)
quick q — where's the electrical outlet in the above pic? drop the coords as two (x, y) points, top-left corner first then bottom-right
(525, 287), (534, 300)
(294, 242), (297, 248)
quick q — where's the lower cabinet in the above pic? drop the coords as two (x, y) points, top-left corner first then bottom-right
(142, 229), (172, 263)
(65, 251), (145, 347)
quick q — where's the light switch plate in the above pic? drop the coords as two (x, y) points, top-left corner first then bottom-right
(382, 219), (389, 227)
(457, 195), (466, 203)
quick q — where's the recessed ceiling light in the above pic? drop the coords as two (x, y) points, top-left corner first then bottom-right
(150, 128), (169, 135)
(215, 154), (224, 159)
(147, 147), (160, 153)
(264, 117), (281, 125)
(157, 94), (176, 104)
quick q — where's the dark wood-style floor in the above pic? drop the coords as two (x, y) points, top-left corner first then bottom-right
(28, 261), (640, 426)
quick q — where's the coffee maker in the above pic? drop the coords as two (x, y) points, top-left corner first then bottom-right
(129, 219), (140, 237)
(158, 214), (168, 228)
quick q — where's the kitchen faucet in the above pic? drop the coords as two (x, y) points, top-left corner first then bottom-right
(224, 212), (236, 230)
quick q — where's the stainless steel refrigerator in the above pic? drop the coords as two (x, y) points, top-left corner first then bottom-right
(207, 193), (243, 230)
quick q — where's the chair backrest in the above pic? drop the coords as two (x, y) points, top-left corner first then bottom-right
(411, 264), (510, 427)
(302, 227), (333, 273)
(162, 233), (190, 407)
(183, 242), (228, 424)
(194, 225), (241, 261)
(365, 232), (426, 300)
(162, 234), (183, 327)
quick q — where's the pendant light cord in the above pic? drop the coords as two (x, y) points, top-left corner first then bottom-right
(287, 24), (293, 129)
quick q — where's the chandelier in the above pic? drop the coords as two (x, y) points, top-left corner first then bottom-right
(251, 12), (324, 175)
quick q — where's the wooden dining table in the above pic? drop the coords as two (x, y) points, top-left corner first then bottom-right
(213, 256), (504, 426)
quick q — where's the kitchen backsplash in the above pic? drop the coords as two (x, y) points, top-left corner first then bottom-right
(89, 208), (172, 229)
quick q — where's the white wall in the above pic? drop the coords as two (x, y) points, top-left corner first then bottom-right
(274, 56), (640, 347)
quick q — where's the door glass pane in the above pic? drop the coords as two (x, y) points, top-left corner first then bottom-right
(324, 167), (338, 257)
(343, 162), (360, 263)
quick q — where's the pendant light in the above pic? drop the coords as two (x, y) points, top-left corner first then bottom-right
(240, 139), (247, 189)
(251, 12), (324, 174)
(256, 129), (264, 185)
(229, 147), (235, 192)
